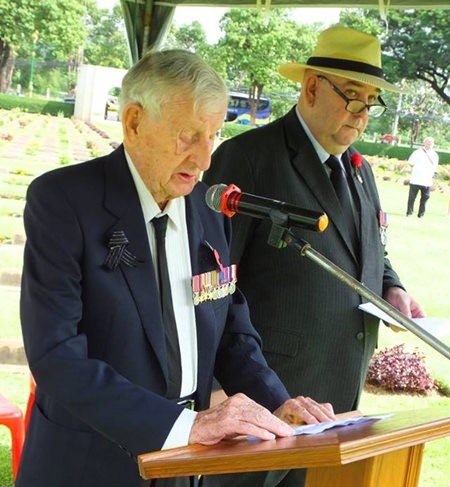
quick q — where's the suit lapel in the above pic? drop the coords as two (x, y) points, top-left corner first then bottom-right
(185, 190), (220, 400)
(342, 151), (362, 238)
(103, 146), (167, 378)
(283, 111), (358, 262)
(348, 149), (382, 268)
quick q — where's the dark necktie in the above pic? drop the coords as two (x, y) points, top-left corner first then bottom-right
(152, 215), (182, 399)
(325, 155), (357, 248)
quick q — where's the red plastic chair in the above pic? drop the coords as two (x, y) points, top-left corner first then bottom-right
(0, 393), (25, 481)
(24, 374), (36, 431)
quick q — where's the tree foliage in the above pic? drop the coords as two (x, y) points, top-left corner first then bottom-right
(392, 80), (449, 145)
(381, 9), (449, 105)
(338, 9), (449, 143)
(164, 8), (318, 122)
(83, 3), (130, 69)
(340, 9), (450, 106)
(216, 8), (318, 124)
(169, 20), (208, 53)
(0, 0), (87, 93)
(164, 20), (228, 81)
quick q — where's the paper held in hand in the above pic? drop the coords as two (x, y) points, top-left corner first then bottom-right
(358, 302), (449, 337)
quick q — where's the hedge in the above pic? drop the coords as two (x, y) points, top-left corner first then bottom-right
(0, 98), (448, 166)
(352, 140), (449, 165)
(0, 94), (74, 117)
(220, 122), (253, 139)
(221, 123), (450, 165)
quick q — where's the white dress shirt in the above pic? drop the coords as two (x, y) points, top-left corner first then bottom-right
(125, 150), (197, 449)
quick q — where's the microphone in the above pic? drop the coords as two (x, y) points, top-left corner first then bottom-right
(205, 183), (328, 232)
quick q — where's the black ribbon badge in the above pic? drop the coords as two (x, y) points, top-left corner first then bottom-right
(105, 230), (141, 270)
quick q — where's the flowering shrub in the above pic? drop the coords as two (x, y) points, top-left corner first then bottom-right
(366, 344), (435, 394)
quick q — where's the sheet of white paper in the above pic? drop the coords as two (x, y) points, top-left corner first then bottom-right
(294, 414), (392, 436)
(358, 303), (449, 338)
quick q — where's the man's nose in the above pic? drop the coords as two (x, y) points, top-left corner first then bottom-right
(192, 137), (214, 171)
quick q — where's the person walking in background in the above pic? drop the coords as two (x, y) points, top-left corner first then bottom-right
(18, 49), (335, 487)
(406, 136), (439, 218)
(203, 26), (424, 487)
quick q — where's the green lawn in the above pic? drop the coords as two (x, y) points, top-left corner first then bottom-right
(0, 112), (449, 485)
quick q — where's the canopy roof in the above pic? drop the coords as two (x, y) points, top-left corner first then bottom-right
(120, 0), (449, 62)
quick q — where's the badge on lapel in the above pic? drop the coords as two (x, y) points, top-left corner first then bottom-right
(104, 230), (142, 270)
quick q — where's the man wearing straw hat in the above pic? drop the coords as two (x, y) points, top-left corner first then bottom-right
(203, 26), (424, 487)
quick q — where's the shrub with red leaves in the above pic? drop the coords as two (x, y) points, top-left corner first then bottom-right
(366, 344), (435, 394)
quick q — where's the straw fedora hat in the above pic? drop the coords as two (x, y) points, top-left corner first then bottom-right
(279, 26), (400, 92)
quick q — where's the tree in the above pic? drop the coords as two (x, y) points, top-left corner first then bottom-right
(338, 9), (449, 143)
(392, 80), (449, 145)
(166, 20), (208, 52)
(340, 9), (450, 106)
(163, 20), (227, 78)
(217, 8), (319, 125)
(83, 3), (130, 69)
(0, 0), (87, 93)
(380, 9), (449, 106)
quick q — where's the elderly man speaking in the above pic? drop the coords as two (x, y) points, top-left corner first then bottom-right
(17, 49), (334, 487)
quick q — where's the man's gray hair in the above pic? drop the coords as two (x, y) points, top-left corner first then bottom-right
(120, 49), (228, 118)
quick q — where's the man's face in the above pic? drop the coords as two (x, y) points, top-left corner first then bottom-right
(423, 138), (434, 150)
(303, 73), (381, 154)
(123, 95), (226, 208)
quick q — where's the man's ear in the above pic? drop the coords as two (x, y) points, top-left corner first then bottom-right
(303, 73), (320, 107)
(122, 103), (144, 142)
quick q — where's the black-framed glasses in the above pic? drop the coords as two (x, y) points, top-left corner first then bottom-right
(317, 75), (388, 118)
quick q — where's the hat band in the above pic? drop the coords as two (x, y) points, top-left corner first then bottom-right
(307, 57), (384, 79)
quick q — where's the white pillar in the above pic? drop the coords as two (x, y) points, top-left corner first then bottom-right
(74, 65), (126, 122)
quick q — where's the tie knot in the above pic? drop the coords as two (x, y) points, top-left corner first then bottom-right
(325, 155), (342, 172)
(152, 215), (169, 240)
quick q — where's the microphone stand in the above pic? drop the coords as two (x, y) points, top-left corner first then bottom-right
(266, 211), (450, 361)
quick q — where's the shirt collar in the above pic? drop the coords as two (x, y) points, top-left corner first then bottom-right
(124, 149), (184, 229)
(294, 107), (343, 164)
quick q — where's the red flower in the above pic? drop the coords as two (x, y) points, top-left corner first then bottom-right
(351, 153), (363, 169)
(350, 153), (363, 183)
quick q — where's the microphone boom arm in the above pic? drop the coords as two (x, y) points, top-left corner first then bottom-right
(268, 223), (450, 361)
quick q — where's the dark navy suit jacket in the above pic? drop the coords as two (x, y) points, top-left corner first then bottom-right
(17, 145), (289, 487)
(203, 108), (404, 414)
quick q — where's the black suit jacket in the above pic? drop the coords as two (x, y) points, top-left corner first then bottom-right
(18, 145), (289, 487)
(203, 108), (403, 413)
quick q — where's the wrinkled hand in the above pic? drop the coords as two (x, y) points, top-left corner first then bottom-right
(274, 395), (335, 426)
(384, 286), (425, 319)
(189, 393), (294, 446)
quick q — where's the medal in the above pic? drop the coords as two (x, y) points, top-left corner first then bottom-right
(379, 210), (388, 245)
(191, 241), (238, 305)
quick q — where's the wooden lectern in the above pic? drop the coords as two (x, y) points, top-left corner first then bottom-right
(138, 407), (450, 487)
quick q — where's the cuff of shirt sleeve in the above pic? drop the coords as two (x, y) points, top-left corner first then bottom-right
(161, 409), (197, 450)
